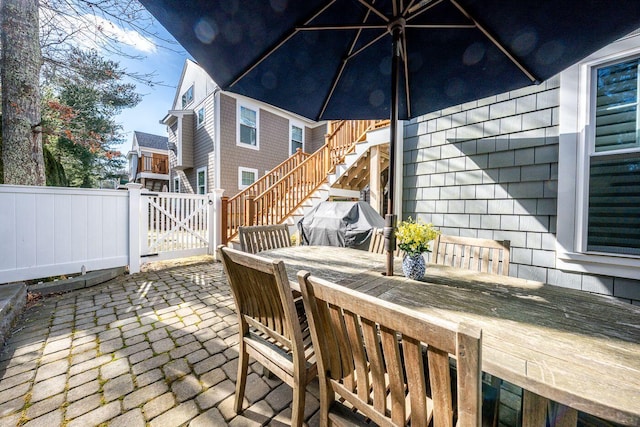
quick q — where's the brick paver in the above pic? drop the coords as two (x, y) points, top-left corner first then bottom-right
(0, 256), (319, 426)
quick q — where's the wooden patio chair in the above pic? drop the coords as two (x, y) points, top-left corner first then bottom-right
(217, 245), (316, 427)
(238, 224), (291, 254)
(431, 235), (510, 426)
(431, 235), (510, 276)
(298, 271), (482, 427)
(368, 227), (405, 257)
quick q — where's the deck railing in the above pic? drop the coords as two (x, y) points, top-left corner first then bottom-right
(221, 119), (389, 243)
(223, 148), (310, 242)
(138, 155), (169, 175)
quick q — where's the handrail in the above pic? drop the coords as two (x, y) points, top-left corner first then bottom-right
(251, 145), (330, 227)
(222, 119), (389, 243)
(230, 148), (309, 201)
(224, 149), (309, 239)
(326, 120), (387, 172)
(138, 155), (169, 174)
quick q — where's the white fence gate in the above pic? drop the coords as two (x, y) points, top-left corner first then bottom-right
(140, 192), (213, 261)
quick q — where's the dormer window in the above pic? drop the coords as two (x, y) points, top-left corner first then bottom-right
(181, 85), (194, 108)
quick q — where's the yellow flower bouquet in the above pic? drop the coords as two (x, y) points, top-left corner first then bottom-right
(395, 218), (440, 256)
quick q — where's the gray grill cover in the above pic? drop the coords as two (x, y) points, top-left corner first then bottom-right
(298, 201), (385, 249)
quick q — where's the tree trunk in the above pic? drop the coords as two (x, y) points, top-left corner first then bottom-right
(1, 0), (45, 185)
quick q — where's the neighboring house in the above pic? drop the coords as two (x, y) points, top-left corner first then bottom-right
(402, 29), (640, 304)
(161, 59), (327, 196)
(127, 131), (170, 192)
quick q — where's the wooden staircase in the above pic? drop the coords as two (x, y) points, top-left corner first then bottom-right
(221, 119), (389, 244)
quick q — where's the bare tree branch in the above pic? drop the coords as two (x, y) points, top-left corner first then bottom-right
(39, 0), (184, 87)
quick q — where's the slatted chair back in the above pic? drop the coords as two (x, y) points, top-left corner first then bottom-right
(298, 271), (482, 427)
(432, 235), (510, 276)
(218, 245), (316, 426)
(368, 228), (405, 257)
(239, 224), (291, 254)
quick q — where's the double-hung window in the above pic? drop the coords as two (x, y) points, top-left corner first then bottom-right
(196, 167), (207, 194)
(588, 58), (640, 255)
(291, 124), (303, 154)
(557, 34), (640, 279)
(238, 105), (258, 148)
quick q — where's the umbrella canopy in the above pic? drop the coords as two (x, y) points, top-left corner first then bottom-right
(140, 0), (640, 274)
(141, 0), (640, 121)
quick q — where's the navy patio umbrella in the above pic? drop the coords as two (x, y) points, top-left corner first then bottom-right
(140, 0), (640, 275)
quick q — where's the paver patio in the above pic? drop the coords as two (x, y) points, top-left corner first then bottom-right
(0, 257), (320, 426)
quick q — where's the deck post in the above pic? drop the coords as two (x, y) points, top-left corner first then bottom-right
(245, 195), (256, 226)
(221, 196), (229, 245)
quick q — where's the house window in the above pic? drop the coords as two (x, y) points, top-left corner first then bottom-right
(557, 35), (640, 279)
(238, 105), (258, 148)
(181, 85), (194, 108)
(173, 176), (180, 193)
(588, 58), (640, 255)
(197, 167), (207, 194)
(291, 124), (303, 154)
(238, 167), (257, 189)
(197, 107), (205, 128)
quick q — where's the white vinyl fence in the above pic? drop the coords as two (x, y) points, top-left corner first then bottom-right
(0, 184), (224, 284)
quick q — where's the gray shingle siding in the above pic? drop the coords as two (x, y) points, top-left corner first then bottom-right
(190, 97), (215, 191)
(403, 76), (640, 303)
(308, 125), (327, 153)
(180, 114), (196, 188)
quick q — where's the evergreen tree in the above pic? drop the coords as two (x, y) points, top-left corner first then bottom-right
(2, 0), (176, 185)
(42, 49), (140, 187)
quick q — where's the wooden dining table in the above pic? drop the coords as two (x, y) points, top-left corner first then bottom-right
(260, 245), (640, 427)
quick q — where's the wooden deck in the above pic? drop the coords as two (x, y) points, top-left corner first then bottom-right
(261, 246), (640, 427)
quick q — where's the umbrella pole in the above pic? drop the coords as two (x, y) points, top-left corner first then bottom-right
(384, 20), (402, 276)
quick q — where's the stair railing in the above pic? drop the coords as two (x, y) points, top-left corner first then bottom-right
(221, 119), (389, 243)
(222, 148), (309, 241)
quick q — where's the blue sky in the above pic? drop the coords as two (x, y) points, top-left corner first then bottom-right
(109, 22), (191, 156)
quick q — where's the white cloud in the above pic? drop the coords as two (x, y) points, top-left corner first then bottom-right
(43, 10), (157, 54)
(88, 15), (157, 54)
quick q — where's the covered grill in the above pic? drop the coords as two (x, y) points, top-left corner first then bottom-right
(298, 201), (384, 250)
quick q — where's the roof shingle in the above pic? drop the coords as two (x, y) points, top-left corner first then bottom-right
(134, 131), (168, 150)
